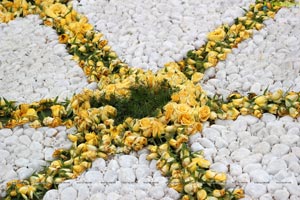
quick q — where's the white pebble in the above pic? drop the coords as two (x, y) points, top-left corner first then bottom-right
(245, 183), (267, 199)
(148, 186), (165, 200)
(118, 168), (136, 183)
(118, 155), (138, 167)
(0, 129), (13, 137)
(85, 171), (103, 182)
(43, 189), (59, 200)
(249, 169), (270, 183)
(274, 189), (290, 200)
(252, 142), (271, 154)
(267, 159), (287, 174)
(271, 144), (290, 156)
(60, 187), (77, 200)
(231, 148), (251, 161)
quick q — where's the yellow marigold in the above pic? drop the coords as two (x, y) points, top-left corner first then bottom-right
(207, 27), (226, 42)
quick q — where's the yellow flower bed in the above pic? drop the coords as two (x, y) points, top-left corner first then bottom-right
(0, 0), (299, 199)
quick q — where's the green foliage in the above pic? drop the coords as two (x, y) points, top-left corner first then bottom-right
(91, 81), (176, 125)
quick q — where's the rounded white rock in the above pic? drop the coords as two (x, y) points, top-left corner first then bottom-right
(60, 187), (77, 200)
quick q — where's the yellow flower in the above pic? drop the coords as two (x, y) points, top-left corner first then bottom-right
(58, 34), (69, 43)
(148, 145), (158, 153)
(18, 186), (29, 195)
(255, 96), (268, 107)
(151, 119), (165, 138)
(78, 45), (86, 52)
(193, 157), (210, 168)
(205, 170), (217, 179)
(50, 105), (66, 118)
(289, 107), (299, 118)
(103, 105), (117, 117)
(139, 117), (152, 135)
(169, 138), (179, 149)
(233, 188), (245, 199)
(146, 152), (158, 160)
(92, 33), (103, 43)
(217, 53), (227, 60)
(161, 163), (170, 176)
(45, 3), (68, 19)
(267, 104), (278, 114)
(184, 182), (202, 195)
(169, 178), (183, 192)
(197, 189), (207, 200)
(68, 18), (93, 37)
(177, 112), (195, 126)
(43, 18), (53, 27)
(10, 190), (17, 197)
(73, 165), (85, 175)
(267, 11), (275, 18)
(207, 27), (226, 42)
(255, 23), (264, 30)
(191, 72), (204, 83)
(50, 160), (62, 169)
(212, 189), (225, 197)
(198, 105), (210, 122)
(158, 143), (169, 154)
(30, 120), (42, 128)
(85, 132), (98, 145)
(254, 109), (262, 118)
(207, 51), (218, 66)
(271, 89), (283, 102)
(171, 93), (180, 102)
(227, 108), (240, 120)
(24, 108), (38, 120)
(214, 173), (227, 182)
(170, 162), (180, 172)
(81, 150), (97, 161)
(67, 134), (78, 142)
(239, 30), (252, 40)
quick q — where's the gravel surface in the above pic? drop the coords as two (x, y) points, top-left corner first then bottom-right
(0, 15), (89, 103)
(0, 0), (300, 199)
(73, 0), (255, 71)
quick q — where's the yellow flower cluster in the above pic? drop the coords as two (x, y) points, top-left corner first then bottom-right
(178, 0), (283, 78)
(1, 98), (73, 129)
(209, 90), (300, 120)
(1, 0), (297, 200)
(0, 0), (37, 23)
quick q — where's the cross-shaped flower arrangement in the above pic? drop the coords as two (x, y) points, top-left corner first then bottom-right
(0, 0), (299, 199)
